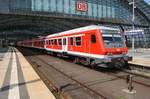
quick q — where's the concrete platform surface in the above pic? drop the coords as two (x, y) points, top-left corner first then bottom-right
(128, 48), (150, 67)
(0, 47), (56, 99)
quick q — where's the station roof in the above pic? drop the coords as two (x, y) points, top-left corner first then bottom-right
(0, 0), (149, 41)
(127, 0), (150, 22)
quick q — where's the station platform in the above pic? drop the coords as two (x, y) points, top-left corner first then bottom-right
(128, 48), (150, 67)
(0, 47), (56, 99)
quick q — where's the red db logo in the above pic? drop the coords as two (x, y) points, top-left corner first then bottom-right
(76, 1), (88, 12)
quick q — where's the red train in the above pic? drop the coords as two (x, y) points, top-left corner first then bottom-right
(17, 37), (45, 49)
(17, 25), (132, 68)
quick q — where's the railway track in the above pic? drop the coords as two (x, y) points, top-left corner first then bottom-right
(60, 55), (150, 88)
(18, 47), (150, 99)
(59, 55), (150, 88)
(103, 69), (150, 88)
(18, 48), (106, 99)
(13, 49), (66, 99)
(31, 55), (105, 99)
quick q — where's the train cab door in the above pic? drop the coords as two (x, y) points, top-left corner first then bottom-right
(88, 33), (97, 54)
(62, 37), (68, 52)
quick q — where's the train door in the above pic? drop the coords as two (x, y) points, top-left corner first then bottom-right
(88, 33), (97, 54)
(86, 33), (91, 54)
(84, 34), (88, 53)
(62, 37), (68, 52)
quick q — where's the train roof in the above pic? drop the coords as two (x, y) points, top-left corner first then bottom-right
(47, 25), (119, 38)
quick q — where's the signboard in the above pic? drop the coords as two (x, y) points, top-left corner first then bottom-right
(124, 29), (144, 35)
(76, 1), (88, 12)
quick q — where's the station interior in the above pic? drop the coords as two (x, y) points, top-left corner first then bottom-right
(0, 0), (150, 99)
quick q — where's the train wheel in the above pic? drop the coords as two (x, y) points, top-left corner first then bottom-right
(73, 57), (80, 64)
(84, 61), (90, 66)
(115, 60), (127, 69)
(90, 61), (96, 69)
(84, 58), (91, 66)
(57, 53), (63, 57)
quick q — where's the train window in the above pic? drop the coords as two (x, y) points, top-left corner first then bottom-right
(63, 38), (66, 45)
(42, 41), (44, 46)
(46, 40), (48, 45)
(58, 39), (62, 45)
(51, 40), (54, 45)
(70, 37), (74, 45)
(54, 39), (57, 45)
(76, 37), (81, 46)
(41, 41), (43, 46)
(49, 40), (51, 45)
(40, 41), (42, 46)
(91, 35), (96, 43)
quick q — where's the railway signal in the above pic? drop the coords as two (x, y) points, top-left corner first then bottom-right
(126, 75), (134, 92)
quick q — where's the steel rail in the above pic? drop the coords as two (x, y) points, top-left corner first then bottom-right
(32, 54), (106, 99)
(13, 48), (68, 99)
(17, 47), (150, 98)
(17, 48), (106, 99)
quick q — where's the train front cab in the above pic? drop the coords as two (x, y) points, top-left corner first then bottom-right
(44, 26), (132, 68)
(94, 29), (132, 68)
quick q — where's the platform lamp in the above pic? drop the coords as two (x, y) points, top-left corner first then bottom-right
(129, 0), (136, 56)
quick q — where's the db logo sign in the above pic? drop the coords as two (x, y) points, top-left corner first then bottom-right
(76, 1), (88, 12)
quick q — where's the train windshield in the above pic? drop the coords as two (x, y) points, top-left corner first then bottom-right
(102, 30), (125, 48)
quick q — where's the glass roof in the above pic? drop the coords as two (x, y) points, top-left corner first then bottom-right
(144, 0), (150, 5)
(127, 0), (150, 22)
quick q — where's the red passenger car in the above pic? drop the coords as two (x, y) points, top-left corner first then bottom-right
(45, 25), (132, 67)
(17, 37), (45, 49)
(18, 25), (132, 68)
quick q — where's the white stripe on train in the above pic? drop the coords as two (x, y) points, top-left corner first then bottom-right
(45, 48), (126, 59)
(45, 48), (105, 59)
